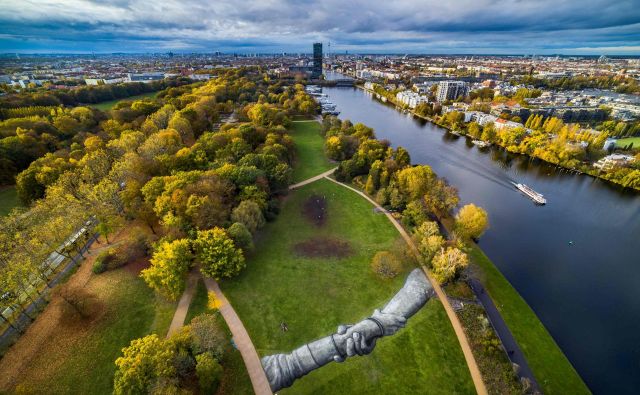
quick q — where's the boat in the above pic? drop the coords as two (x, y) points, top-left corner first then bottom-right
(511, 182), (546, 205)
(472, 140), (491, 148)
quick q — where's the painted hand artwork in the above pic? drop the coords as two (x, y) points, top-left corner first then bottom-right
(261, 269), (435, 392)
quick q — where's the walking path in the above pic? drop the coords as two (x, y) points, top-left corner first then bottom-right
(288, 167), (336, 190)
(203, 277), (272, 395)
(323, 176), (488, 395)
(468, 278), (540, 392)
(166, 268), (199, 338)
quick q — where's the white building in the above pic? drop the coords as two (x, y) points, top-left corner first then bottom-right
(436, 80), (469, 102)
(593, 154), (635, 171)
(396, 90), (429, 109)
(493, 118), (524, 130)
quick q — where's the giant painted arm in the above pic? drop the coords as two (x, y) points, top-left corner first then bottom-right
(261, 269), (434, 392)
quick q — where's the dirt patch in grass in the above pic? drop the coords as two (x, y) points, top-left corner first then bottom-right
(302, 194), (327, 227)
(124, 256), (150, 275)
(293, 236), (353, 258)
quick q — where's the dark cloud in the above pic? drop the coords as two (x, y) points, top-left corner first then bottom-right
(0, 0), (639, 54)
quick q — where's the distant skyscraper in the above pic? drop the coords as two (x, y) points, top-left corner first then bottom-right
(312, 42), (323, 79)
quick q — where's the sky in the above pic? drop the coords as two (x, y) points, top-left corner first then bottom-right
(0, 0), (639, 55)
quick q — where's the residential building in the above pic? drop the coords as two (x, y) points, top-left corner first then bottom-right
(436, 80), (469, 102)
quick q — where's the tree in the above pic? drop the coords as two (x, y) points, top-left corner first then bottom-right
(370, 251), (403, 279)
(230, 200), (265, 233)
(196, 353), (223, 394)
(140, 239), (192, 300)
(190, 313), (226, 359)
(227, 222), (254, 252)
(413, 221), (445, 262)
(431, 247), (469, 284)
(114, 334), (176, 395)
(455, 204), (489, 240)
(193, 228), (245, 280)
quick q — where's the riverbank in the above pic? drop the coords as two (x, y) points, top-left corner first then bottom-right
(357, 84), (639, 192)
(318, 101), (590, 393)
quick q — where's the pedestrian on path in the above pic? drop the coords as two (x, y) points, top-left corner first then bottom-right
(280, 322), (288, 332)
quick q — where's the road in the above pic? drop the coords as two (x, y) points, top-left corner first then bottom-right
(468, 278), (540, 392)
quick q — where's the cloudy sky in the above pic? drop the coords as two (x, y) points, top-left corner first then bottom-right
(1, 0), (639, 55)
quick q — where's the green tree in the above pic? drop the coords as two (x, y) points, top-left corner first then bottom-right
(230, 200), (265, 233)
(196, 353), (223, 394)
(141, 239), (193, 300)
(455, 204), (489, 240)
(227, 222), (254, 252)
(193, 228), (245, 280)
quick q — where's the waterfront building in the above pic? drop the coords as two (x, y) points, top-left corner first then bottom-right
(436, 80), (469, 102)
(593, 154), (635, 171)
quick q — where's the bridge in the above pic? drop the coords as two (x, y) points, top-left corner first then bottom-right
(317, 78), (355, 87)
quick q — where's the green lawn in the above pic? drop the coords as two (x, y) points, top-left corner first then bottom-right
(221, 179), (474, 394)
(89, 91), (159, 111)
(0, 186), (21, 216)
(615, 136), (640, 148)
(289, 120), (335, 182)
(6, 266), (176, 394)
(468, 245), (590, 394)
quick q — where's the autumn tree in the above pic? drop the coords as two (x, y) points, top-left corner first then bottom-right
(113, 334), (176, 395)
(141, 239), (192, 300)
(371, 251), (403, 279)
(413, 221), (446, 263)
(431, 247), (469, 284)
(455, 204), (489, 240)
(193, 228), (245, 280)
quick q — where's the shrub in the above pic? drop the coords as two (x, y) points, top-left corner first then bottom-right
(190, 314), (226, 360)
(227, 222), (254, 252)
(92, 234), (149, 274)
(195, 352), (222, 394)
(92, 249), (113, 274)
(371, 251), (403, 279)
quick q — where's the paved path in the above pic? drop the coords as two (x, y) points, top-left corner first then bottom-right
(166, 268), (199, 338)
(288, 167), (336, 190)
(468, 278), (540, 392)
(203, 277), (272, 395)
(324, 176), (489, 395)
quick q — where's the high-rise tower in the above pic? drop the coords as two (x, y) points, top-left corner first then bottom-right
(312, 42), (323, 79)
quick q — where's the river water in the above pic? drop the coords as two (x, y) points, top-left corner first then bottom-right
(321, 75), (640, 394)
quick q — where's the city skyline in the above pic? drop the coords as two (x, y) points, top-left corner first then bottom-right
(1, 0), (639, 55)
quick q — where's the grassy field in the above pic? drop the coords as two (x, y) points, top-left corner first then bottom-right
(0, 229), (177, 394)
(615, 136), (640, 148)
(89, 91), (159, 111)
(468, 245), (590, 394)
(289, 120), (335, 182)
(0, 186), (21, 216)
(221, 179), (475, 394)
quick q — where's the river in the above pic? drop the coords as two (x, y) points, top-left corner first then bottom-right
(321, 74), (640, 394)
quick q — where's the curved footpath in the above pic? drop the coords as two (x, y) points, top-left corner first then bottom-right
(168, 169), (491, 395)
(323, 175), (488, 395)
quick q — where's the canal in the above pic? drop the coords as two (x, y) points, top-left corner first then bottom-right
(321, 79), (640, 394)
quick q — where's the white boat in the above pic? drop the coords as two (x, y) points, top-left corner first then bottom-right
(512, 182), (546, 205)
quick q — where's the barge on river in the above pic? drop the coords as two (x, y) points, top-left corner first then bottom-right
(511, 182), (546, 205)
